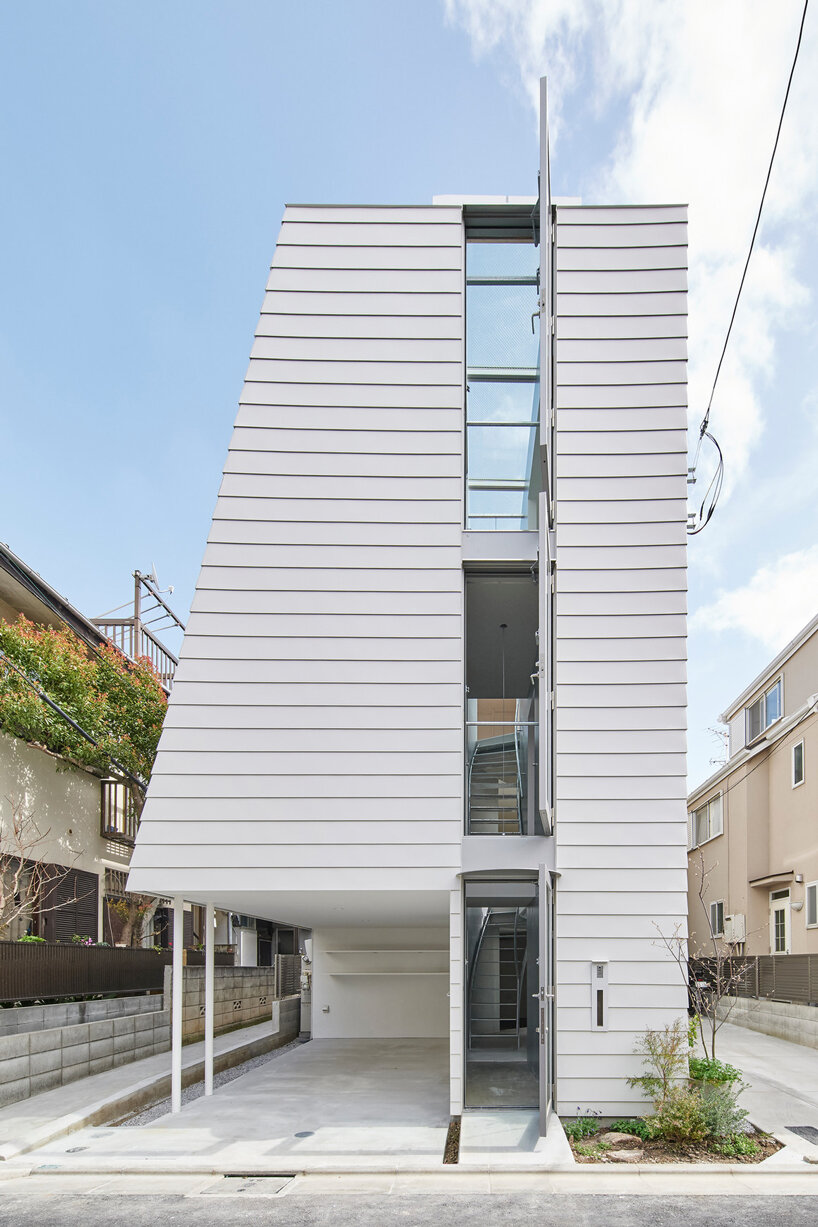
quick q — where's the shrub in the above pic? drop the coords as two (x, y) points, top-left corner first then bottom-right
(651, 1086), (708, 1143)
(627, 1019), (689, 1106)
(699, 1081), (750, 1138)
(689, 1056), (741, 1084)
(564, 1111), (600, 1141)
(16, 934), (45, 943)
(608, 1117), (654, 1140)
(711, 1133), (760, 1158)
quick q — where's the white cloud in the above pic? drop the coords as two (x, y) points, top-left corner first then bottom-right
(444, 0), (818, 495)
(691, 545), (818, 652)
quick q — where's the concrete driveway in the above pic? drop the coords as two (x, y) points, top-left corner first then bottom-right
(24, 1039), (452, 1172)
(715, 1022), (818, 1161)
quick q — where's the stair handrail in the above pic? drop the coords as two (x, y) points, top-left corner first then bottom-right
(513, 701), (524, 834)
(466, 738), (480, 836)
(466, 907), (494, 1049)
(513, 906), (526, 1049)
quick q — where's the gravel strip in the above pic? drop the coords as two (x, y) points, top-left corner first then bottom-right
(118, 1037), (303, 1126)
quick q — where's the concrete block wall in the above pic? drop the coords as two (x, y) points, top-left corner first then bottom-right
(0, 1007), (170, 1107)
(0, 994), (163, 1037)
(177, 966), (280, 1041)
(717, 995), (818, 1049)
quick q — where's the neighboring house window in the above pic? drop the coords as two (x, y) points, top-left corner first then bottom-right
(709, 900), (725, 937)
(793, 740), (805, 787)
(746, 678), (782, 743)
(806, 882), (818, 929)
(689, 793), (723, 848)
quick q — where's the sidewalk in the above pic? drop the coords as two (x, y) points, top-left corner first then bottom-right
(0, 1018), (281, 1163)
(715, 1021), (818, 1161)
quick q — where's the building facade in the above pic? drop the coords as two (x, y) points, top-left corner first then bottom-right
(128, 93), (689, 1125)
(688, 612), (818, 958)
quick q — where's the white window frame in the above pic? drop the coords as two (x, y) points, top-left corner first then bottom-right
(793, 739), (805, 788)
(806, 881), (818, 929)
(745, 676), (782, 744)
(689, 792), (724, 849)
(709, 900), (725, 937)
(770, 888), (791, 955)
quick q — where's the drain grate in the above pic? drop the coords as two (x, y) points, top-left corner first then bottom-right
(786, 1125), (818, 1144)
(201, 1175), (294, 1196)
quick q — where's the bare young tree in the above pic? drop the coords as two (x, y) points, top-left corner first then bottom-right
(0, 796), (78, 939)
(106, 893), (159, 947)
(655, 849), (753, 1061)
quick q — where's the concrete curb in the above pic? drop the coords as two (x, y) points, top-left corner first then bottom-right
(6, 1159), (818, 1181)
(0, 1027), (286, 1164)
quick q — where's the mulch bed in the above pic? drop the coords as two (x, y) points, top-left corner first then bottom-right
(570, 1128), (782, 1164)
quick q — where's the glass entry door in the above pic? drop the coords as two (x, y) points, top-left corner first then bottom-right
(464, 880), (540, 1110)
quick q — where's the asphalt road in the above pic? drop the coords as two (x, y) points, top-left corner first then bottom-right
(0, 1193), (817, 1226)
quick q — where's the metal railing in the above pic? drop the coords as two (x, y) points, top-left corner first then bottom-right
(691, 954), (818, 1006)
(94, 619), (179, 689)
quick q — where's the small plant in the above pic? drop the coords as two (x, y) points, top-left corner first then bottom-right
(71, 934), (94, 946)
(627, 1019), (689, 1106)
(651, 1086), (708, 1144)
(564, 1108), (601, 1141)
(711, 1132), (760, 1158)
(16, 934), (46, 943)
(698, 1081), (750, 1138)
(688, 1014), (700, 1050)
(573, 1140), (609, 1157)
(689, 1056), (741, 1084)
(608, 1117), (654, 1140)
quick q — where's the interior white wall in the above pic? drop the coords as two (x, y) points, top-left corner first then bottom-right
(311, 925), (449, 1039)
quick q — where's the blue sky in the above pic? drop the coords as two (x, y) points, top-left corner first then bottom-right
(1, 1), (817, 788)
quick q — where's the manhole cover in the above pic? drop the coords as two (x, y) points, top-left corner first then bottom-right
(294, 1131), (314, 1138)
(786, 1126), (818, 1144)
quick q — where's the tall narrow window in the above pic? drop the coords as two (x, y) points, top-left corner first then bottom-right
(807, 882), (818, 928)
(793, 740), (805, 787)
(465, 238), (540, 530)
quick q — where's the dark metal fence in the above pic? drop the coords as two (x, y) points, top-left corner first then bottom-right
(0, 942), (232, 1003)
(691, 954), (818, 1006)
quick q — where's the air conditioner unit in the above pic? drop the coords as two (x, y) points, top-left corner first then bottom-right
(724, 913), (746, 943)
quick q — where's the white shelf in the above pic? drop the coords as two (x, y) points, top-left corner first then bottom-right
(323, 948), (449, 976)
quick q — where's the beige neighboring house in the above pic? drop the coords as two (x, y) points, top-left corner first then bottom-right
(687, 612), (818, 958)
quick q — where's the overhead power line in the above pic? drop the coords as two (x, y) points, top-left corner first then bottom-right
(689, 0), (809, 535)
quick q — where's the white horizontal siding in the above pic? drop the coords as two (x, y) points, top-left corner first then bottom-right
(556, 291), (687, 317)
(195, 565), (460, 590)
(130, 204), (466, 897)
(251, 337), (462, 362)
(557, 315), (687, 340)
(228, 426), (463, 454)
(239, 382), (463, 408)
(255, 314), (463, 339)
(190, 589), (462, 615)
(271, 244), (461, 270)
(181, 635), (461, 660)
(212, 496), (462, 523)
(554, 202), (689, 1114)
(276, 220), (462, 245)
(218, 474), (461, 501)
(259, 290), (462, 317)
(206, 520), (463, 548)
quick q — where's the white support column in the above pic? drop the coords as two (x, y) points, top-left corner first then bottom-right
(204, 901), (215, 1096)
(171, 895), (184, 1114)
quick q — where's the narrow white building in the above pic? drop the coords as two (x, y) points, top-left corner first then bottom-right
(128, 86), (689, 1127)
